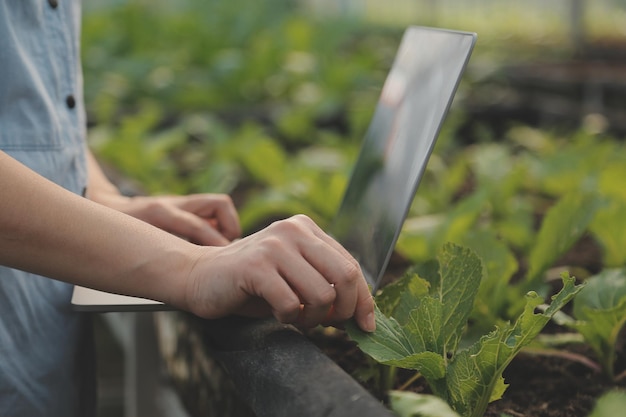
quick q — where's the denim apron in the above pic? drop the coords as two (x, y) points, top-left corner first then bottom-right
(0, 1), (95, 416)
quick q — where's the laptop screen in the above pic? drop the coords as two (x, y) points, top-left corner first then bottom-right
(330, 27), (476, 292)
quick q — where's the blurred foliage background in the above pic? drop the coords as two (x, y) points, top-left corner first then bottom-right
(82, 0), (626, 257)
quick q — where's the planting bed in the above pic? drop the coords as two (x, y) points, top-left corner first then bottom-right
(306, 235), (626, 417)
(484, 350), (625, 417)
(308, 327), (626, 417)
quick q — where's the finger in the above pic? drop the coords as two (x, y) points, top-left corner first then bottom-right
(182, 195), (241, 240)
(331, 255), (374, 329)
(353, 282), (376, 332)
(235, 227), (335, 327)
(290, 214), (356, 263)
(287, 215), (375, 332)
(212, 198), (241, 240)
(163, 207), (231, 246)
(247, 270), (302, 324)
(276, 251), (337, 328)
(298, 237), (358, 323)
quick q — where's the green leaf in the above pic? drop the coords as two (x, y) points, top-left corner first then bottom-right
(598, 153), (626, 201)
(406, 298), (445, 355)
(445, 273), (581, 417)
(435, 192), (488, 250)
(349, 305), (414, 361)
(436, 243), (483, 353)
(390, 391), (461, 417)
(348, 243), (482, 383)
(461, 230), (517, 303)
(346, 305), (446, 381)
(572, 268), (626, 378)
(233, 127), (287, 186)
(462, 230), (518, 331)
(588, 390), (626, 417)
(574, 269), (626, 314)
(526, 192), (600, 288)
(375, 268), (431, 323)
(590, 197), (626, 267)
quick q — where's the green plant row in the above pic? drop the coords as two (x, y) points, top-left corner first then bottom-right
(82, 0), (398, 140)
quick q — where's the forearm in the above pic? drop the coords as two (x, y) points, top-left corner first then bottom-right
(0, 151), (199, 308)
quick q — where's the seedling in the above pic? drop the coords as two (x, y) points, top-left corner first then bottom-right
(553, 268), (626, 380)
(347, 243), (582, 417)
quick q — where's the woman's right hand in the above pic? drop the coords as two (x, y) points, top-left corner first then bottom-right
(183, 215), (376, 332)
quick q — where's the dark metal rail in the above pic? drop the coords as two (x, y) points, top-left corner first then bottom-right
(200, 316), (394, 417)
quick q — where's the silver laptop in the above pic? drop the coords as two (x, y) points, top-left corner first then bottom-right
(71, 26), (477, 312)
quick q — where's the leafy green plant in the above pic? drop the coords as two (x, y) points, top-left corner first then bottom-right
(398, 187), (599, 343)
(523, 192), (601, 289)
(552, 268), (626, 380)
(347, 243), (582, 417)
(397, 130), (604, 278)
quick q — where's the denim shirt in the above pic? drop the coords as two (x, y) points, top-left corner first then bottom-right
(0, 1), (95, 416)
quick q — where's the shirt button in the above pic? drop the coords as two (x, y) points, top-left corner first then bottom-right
(66, 95), (76, 109)
(48, 0), (58, 9)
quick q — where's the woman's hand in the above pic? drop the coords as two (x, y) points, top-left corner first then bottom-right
(108, 194), (241, 246)
(184, 215), (376, 332)
(85, 150), (240, 246)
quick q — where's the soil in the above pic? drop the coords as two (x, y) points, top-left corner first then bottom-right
(483, 349), (625, 417)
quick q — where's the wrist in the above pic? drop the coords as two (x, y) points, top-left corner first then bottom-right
(146, 239), (207, 311)
(87, 184), (129, 208)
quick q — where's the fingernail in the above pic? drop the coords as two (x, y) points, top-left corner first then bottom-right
(364, 312), (376, 332)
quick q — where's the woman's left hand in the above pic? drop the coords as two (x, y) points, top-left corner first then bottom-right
(109, 194), (241, 246)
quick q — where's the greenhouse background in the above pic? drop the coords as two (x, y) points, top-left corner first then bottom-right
(312, 0), (626, 51)
(75, 1), (626, 416)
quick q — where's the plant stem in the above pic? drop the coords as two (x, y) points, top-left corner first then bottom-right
(520, 347), (602, 373)
(381, 365), (398, 396)
(613, 368), (626, 383)
(396, 371), (423, 391)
